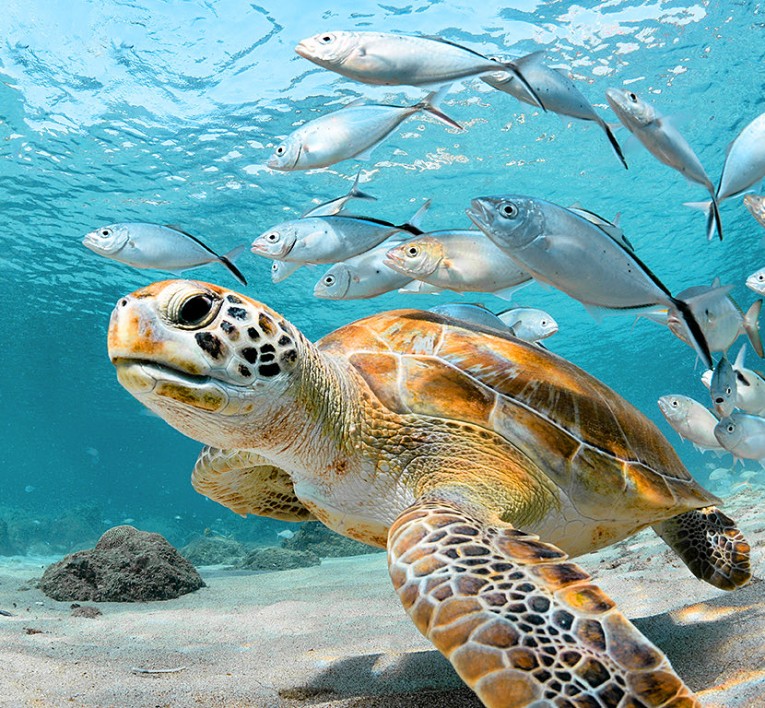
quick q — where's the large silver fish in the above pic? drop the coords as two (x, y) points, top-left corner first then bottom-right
(658, 394), (724, 452)
(686, 112), (765, 240)
(746, 266), (765, 296)
(467, 194), (713, 367)
(743, 194), (765, 229)
(483, 52), (626, 169)
(605, 88), (722, 240)
(82, 223), (247, 285)
(294, 31), (543, 104)
(267, 88), (460, 171)
(384, 230), (531, 299)
(666, 281), (763, 357)
(715, 412), (765, 461)
(252, 202), (429, 265)
(313, 237), (412, 300)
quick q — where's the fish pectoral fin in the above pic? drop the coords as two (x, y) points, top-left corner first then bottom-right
(744, 299), (764, 357)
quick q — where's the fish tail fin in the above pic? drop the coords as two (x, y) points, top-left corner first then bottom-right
(671, 295), (714, 369)
(416, 86), (463, 131)
(348, 169), (377, 202)
(743, 299), (764, 357)
(683, 200), (718, 242)
(220, 244), (248, 286)
(498, 59), (547, 112)
(602, 121), (628, 170)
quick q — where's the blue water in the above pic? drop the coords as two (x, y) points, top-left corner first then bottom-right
(1, 0), (763, 550)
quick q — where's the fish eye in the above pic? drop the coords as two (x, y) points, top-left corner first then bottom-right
(271, 262), (278, 271)
(670, 399), (678, 407)
(276, 145), (285, 156)
(100, 228), (112, 237)
(324, 275), (335, 285)
(319, 34), (334, 44)
(266, 232), (280, 242)
(726, 387), (732, 395)
(500, 203), (518, 218)
(541, 319), (547, 326)
(628, 92), (637, 102)
(178, 293), (216, 328)
(407, 246), (419, 257)
(727, 424), (735, 433)
(759, 274), (765, 281)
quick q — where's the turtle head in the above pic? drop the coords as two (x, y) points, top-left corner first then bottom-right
(108, 280), (303, 449)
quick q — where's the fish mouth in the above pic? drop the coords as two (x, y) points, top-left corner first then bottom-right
(294, 41), (311, 59)
(466, 200), (491, 229)
(383, 254), (407, 273)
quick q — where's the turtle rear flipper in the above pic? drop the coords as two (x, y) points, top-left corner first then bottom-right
(388, 496), (698, 707)
(653, 506), (751, 591)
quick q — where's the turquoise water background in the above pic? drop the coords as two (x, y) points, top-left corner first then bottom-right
(1, 0), (763, 544)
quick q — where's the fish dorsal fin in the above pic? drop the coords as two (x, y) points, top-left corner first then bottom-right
(491, 281), (531, 301)
(735, 343), (748, 370)
(711, 276), (722, 288)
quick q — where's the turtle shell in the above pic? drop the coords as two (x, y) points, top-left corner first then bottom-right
(318, 309), (717, 520)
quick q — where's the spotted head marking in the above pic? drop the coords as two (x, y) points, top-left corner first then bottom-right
(108, 280), (304, 448)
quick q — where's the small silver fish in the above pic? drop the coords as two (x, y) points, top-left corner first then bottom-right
(313, 236), (411, 300)
(710, 356), (737, 417)
(302, 170), (376, 218)
(484, 53), (627, 169)
(686, 112), (765, 240)
(605, 88), (721, 240)
(743, 194), (765, 229)
(667, 281), (763, 357)
(252, 202), (429, 265)
(497, 307), (558, 342)
(657, 394), (723, 452)
(702, 345), (765, 416)
(82, 223), (247, 285)
(747, 267), (765, 296)
(271, 260), (303, 284)
(715, 412), (765, 461)
(267, 88), (460, 171)
(384, 230), (531, 299)
(294, 31), (543, 104)
(467, 195), (713, 367)
(428, 303), (510, 331)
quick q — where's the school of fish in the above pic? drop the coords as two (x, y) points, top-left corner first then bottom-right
(81, 30), (765, 465)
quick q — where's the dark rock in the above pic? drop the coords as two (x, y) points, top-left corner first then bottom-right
(239, 547), (321, 571)
(282, 522), (382, 558)
(181, 536), (247, 566)
(39, 525), (205, 602)
(71, 605), (102, 618)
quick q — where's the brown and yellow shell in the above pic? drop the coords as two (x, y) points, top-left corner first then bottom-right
(318, 309), (717, 516)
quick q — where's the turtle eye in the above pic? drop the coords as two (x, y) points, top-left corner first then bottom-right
(500, 203), (518, 218)
(178, 294), (216, 328)
(324, 275), (335, 285)
(276, 145), (285, 156)
(319, 33), (335, 44)
(407, 246), (419, 257)
(628, 92), (637, 102)
(266, 232), (280, 242)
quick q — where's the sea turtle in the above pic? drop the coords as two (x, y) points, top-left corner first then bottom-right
(108, 279), (751, 708)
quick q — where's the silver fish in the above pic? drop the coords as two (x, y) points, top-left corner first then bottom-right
(666, 281), (763, 357)
(483, 53), (626, 169)
(313, 237), (412, 300)
(271, 260), (302, 284)
(743, 194), (765, 229)
(686, 112), (765, 240)
(497, 307), (558, 342)
(710, 356), (737, 417)
(428, 303), (512, 332)
(267, 88), (460, 171)
(82, 223), (247, 285)
(252, 201), (430, 265)
(605, 88), (721, 240)
(302, 170), (376, 217)
(384, 230), (531, 299)
(467, 194), (713, 367)
(715, 412), (765, 461)
(702, 345), (765, 416)
(657, 394), (723, 452)
(294, 31), (543, 104)
(746, 266), (765, 296)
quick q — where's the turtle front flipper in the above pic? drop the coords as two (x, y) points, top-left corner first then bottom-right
(388, 496), (699, 708)
(653, 506), (751, 591)
(192, 446), (315, 521)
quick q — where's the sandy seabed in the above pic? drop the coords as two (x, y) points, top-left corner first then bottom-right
(1, 487), (764, 708)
